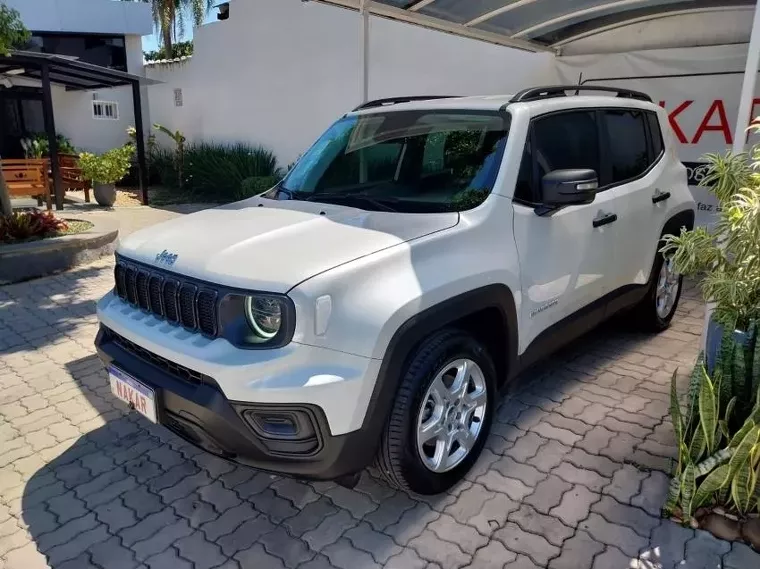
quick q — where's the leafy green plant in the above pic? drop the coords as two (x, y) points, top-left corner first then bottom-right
(79, 145), (134, 185)
(153, 124), (186, 190)
(0, 210), (67, 242)
(21, 133), (76, 157)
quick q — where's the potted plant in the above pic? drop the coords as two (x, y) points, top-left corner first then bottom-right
(661, 144), (760, 419)
(79, 144), (134, 206)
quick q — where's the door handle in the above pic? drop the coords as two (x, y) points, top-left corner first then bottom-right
(592, 212), (618, 228)
(652, 189), (671, 204)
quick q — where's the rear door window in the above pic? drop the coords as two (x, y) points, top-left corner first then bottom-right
(602, 110), (650, 185)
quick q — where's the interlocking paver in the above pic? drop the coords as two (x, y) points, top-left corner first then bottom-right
(302, 509), (358, 552)
(526, 440), (571, 473)
(684, 529), (731, 569)
(524, 474), (572, 515)
(603, 464), (648, 504)
(548, 530), (605, 569)
(549, 484), (599, 527)
(493, 521), (560, 566)
(260, 526), (314, 568)
(322, 538), (381, 569)
(552, 463), (610, 492)
(579, 513), (648, 558)
(283, 498), (340, 537)
(591, 546), (633, 568)
(591, 495), (660, 538)
(428, 513), (489, 554)
(88, 535), (140, 569)
(200, 503), (258, 541)
(631, 471), (670, 516)
(408, 529), (471, 569)
(174, 531), (229, 569)
(270, 478), (319, 509)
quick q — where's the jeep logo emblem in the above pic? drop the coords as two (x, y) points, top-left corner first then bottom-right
(155, 250), (178, 266)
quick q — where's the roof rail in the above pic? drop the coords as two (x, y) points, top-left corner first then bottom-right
(509, 85), (652, 103)
(353, 95), (459, 112)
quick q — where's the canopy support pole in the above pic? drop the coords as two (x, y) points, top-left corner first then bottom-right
(733, 0), (760, 154)
(359, 0), (369, 104)
(41, 63), (63, 211)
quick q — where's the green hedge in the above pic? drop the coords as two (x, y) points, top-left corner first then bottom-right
(150, 142), (281, 202)
(238, 176), (281, 200)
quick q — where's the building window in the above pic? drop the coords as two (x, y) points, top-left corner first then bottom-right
(174, 88), (183, 107)
(28, 33), (128, 71)
(92, 101), (119, 120)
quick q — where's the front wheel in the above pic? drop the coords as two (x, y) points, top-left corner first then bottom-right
(636, 246), (683, 331)
(375, 329), (495, 494)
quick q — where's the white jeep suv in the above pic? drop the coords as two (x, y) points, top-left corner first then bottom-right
(96, 86), (695, 494)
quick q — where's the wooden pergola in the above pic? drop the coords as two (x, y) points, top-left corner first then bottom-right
(0, 50), (159, 209)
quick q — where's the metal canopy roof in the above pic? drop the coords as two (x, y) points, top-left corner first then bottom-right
(0, 51), (159, 91)
(318, 0), (757, 53)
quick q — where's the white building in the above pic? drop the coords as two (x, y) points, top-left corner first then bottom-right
(0, 0), (152, 157)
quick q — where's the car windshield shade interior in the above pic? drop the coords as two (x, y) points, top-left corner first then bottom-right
(277, 110), (509, 212)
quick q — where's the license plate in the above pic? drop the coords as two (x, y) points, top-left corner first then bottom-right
(109, 366), (157, 423)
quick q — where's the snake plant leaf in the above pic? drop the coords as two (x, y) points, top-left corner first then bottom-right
(731, 461), (756, 515)
(670, 369), (685, 473)
(681, 463), (697, 520)
(728, 426), (760, 483)
(695, 448), (733, 477)
(699, 369), (717, 454)
(693, 464), (730, 508)
(690, 424), (706, 463)
(725, 396), (737, 426)
(684, 364), (702, 433)
(663, 477), (681, 517)
(730, 419), (755, 448)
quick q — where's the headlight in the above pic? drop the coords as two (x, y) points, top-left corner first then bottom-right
(245, 295), (283, 339)
(218, 292), (294, 348)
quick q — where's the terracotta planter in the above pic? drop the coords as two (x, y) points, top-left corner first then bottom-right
(93, 183), (116, 207)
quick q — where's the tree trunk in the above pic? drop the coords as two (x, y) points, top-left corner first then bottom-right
(0, 167), (12, 217)
(162, 25), (173, 59)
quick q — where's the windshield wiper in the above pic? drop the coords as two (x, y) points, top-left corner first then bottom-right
(302, 193), (400, 212)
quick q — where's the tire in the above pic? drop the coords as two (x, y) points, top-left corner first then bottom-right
(375, 328), (496, 494)
(635, 241), (683, 332)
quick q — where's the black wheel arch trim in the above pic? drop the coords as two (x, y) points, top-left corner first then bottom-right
(661, 208), (695, 238)
(359, 284), (518, 451)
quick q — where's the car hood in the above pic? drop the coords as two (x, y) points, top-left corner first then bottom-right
(117, 197), (458, 292)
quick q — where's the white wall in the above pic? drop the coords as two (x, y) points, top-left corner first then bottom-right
(4, 0), (152, 36)
(50, 35), (146, 154)
(145, 0), (554, 166)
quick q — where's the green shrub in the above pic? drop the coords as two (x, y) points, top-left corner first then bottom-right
(238, 176), (280, 200)
(0, 211), (67, 243)
(183, 143), (281, 200)
(79, 145), (134, 184)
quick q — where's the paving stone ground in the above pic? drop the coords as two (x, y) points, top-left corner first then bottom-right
(1, 206), (759, 568)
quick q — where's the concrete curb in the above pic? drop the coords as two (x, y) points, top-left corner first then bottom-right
(0, 215), (119, 284)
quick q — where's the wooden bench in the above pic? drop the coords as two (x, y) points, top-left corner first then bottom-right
(1, 159), (52, 211)
(56, 153), (91, 203)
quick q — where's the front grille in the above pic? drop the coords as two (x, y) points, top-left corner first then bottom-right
(113, 258), (218, 338)
(108, 328), (205, 385)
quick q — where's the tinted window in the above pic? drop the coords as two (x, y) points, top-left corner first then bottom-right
(604, 110), (649, 184)
(532, 111), (599, 196)
(28, 33), (128, 71)
(277, 111), (509, 213)
(647, 111), (664, 157)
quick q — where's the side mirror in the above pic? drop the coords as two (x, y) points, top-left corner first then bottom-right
(541, 169), (598, 207)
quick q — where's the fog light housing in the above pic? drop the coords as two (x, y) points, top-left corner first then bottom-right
(239, 407), (322, 456)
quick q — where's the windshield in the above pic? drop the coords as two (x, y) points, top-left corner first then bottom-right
(266, 110), (510, 213)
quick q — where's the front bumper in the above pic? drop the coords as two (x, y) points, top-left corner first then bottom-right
(96, 325), (379, 479)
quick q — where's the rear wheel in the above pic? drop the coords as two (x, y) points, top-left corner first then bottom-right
(375, 329), (496, 494)
(636, 244), (683, 331)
